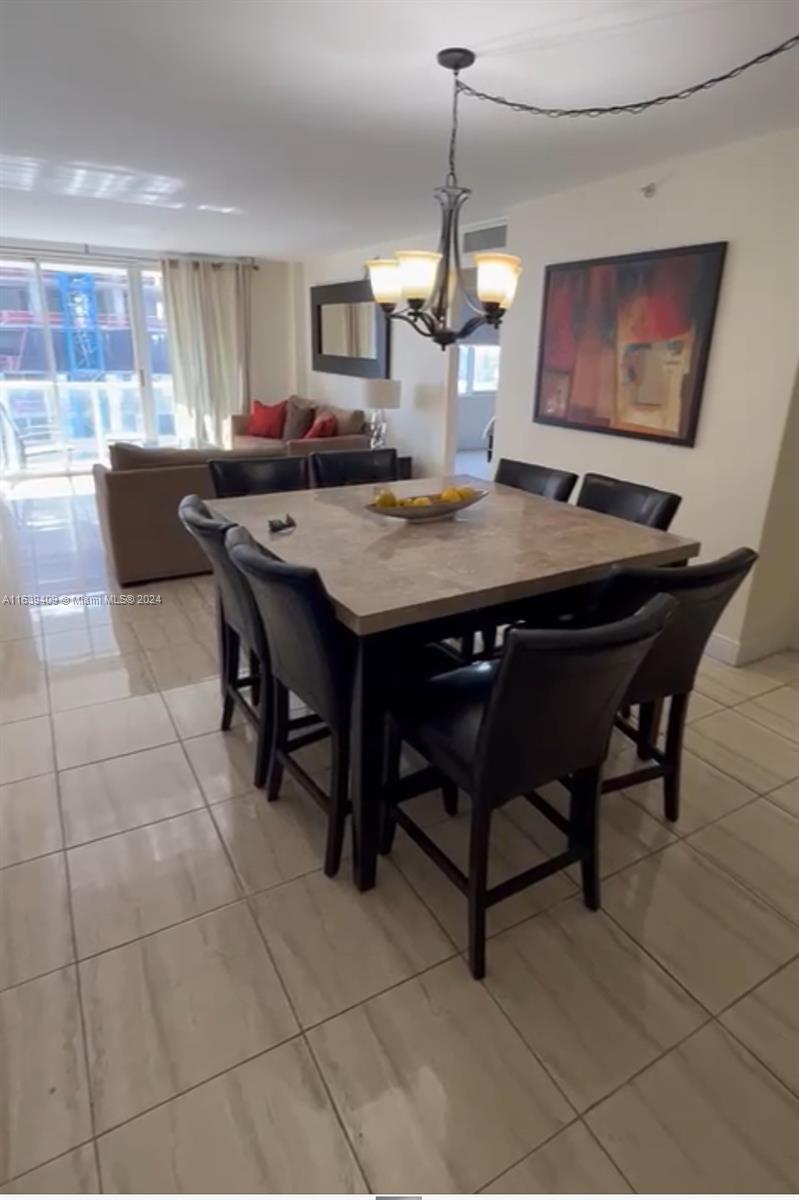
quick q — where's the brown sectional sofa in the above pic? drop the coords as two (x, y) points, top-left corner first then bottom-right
(228, 395), (368, 456)
(93, 398), (370, 585)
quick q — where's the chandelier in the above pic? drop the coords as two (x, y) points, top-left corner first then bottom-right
(366, 35), (798, 350)
(366, 48), (522, 350)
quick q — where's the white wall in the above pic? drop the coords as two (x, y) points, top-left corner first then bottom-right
(494, 130), (799, 660)
(248, 258), (298, 401)
(297, 236), (452, 477)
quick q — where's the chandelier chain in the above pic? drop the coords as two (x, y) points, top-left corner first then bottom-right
(455, 35), (799, 118)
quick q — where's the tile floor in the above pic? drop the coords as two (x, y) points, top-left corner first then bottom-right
(1, 476), (798, 1193)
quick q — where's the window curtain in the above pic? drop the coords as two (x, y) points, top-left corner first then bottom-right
(161, 258), (252, 446)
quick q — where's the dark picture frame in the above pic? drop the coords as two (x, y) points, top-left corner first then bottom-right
(532, 242), (727, 447)
(310, 279), (391, 379)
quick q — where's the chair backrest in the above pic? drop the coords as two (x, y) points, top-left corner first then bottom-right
(310, 448), (398, 488)
(577, 472), (681, 530)
(473, 595), (675, 808)
(177, 495), (266, 657)
(208, 455), (307, 498)
(227, 531), (354, 726)
(495, 457), (577, 502)
(597, 548), (758, 703)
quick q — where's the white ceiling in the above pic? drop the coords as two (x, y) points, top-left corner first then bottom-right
(1, 0), (797, 259)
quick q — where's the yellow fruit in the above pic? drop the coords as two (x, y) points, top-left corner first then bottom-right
(440, 487), (462, 503)
(456, 485), (478, 500)
(411, 495), (432, 507)
(374, 489), (398, 508)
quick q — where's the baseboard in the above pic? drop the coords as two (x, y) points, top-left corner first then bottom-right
(707, 628), (797, 667)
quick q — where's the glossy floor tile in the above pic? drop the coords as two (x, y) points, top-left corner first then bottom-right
(587, 1023), (799, 1193)
(0, 715), (53, 785)
(162, 678), (228, 738)
(0, 968), (92, 1185)
(686, 708), (799, 794)
(695, 657), (786, 706)
(0, 1144), (98, 1195)
(252, 858), (455, 1026)
(142, 634), (218, 690)
(603, 844), (798, 1012)
(68, 810), (240, 957)
(619, 746), (757, 834)
(767, 777), (799, 818)
(98, 1040), (365, 1193)
(0, 773), (61, 868)
(309, 958), (574, 1193)
(0, 852), (73, 989)
(736, 684), (799, 743)
(0, 637), (48, 724)
(483, 1121), (631, 1194)
(182, 725), (257, 803)
(81, 902), (298, 1131)
(688, 798), (799, 923)
(47, 648), (156, 712)
(58, 742), (205, 846)
(485, 899), (705, 1110)
(720, 958), (799, 1095)
(212, 786), (329, 894)
(53, 692), (177, 770)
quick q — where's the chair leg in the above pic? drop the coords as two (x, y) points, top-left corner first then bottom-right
(266, 680), (289, 802)
(479, 625), (498, 658)
(461, 631), (475, 663)
(636, 699), (663, 760)
(380, 721), (401, 855)
(467, 805), (491, 979)
(442, 780), (459, 816)
(663, 693), (688, 823)
(324, 730), (350, 877)
(571, 766), (601, 911)
(249, 650), (261, 707)
(220, 625), (239, 732)
(253, 656), (273, 789)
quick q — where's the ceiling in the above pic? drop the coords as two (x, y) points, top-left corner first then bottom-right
(0, 0), (797, 259)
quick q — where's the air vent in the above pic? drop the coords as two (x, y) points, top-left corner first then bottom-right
(463, 225), (507, 253)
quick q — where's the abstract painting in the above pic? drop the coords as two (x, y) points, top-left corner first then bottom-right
(533, 243), (726, 446)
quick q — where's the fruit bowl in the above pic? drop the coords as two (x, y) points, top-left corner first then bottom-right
(366, 486), (488, 523)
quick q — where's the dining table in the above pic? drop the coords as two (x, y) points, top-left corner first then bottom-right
(210, 474), (700, 891)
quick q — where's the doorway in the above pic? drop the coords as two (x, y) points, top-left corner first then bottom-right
(454, 341), (500, 480)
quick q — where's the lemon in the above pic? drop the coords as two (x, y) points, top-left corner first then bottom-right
(456, 485), (478, 500)
(374, 489), (398, 508)
(411, 495), (432, 507)
(440, 486), (462, 503)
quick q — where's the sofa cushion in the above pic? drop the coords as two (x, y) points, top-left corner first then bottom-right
(304, 411), (338, 439)
(328, 406), (365, 436)
(229, 435), (286, 455)
(283, 396), (315, 440)
(246, 399), (287, 438)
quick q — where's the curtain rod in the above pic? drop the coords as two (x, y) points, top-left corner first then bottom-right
(0, 239), (259, 268)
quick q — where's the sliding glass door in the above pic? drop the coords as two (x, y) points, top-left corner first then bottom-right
(0, 257), (176, 474)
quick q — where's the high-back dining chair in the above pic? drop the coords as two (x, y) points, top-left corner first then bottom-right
(208, 455), (308, 498)
(310, 448), (398, 488)
(586, 548), (758, 821)
(228, 531), (462, 877)
(383, 595), (675, 977)
(494, 457), (578, 502)
(576, 472), (682, 531)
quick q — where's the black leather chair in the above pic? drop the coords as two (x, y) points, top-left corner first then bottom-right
(583, 549), (757, 821)
(310, 448), (398, 488)
(178, 496), (322, 788)
(383, 595), (675, 978)
(495, 457), (578, 502)
(228, 531), (459, 877)
(209, 455), (307, 498)
(576, 472), (682, 530)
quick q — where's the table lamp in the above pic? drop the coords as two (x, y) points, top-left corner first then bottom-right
(364, 379), (401, 448)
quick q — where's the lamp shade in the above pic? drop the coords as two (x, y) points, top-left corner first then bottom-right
(364, 379), (401, 410)
(366, 259), (402, 305)
(395, 251), (441, 302)
(474, 252), (523, 308)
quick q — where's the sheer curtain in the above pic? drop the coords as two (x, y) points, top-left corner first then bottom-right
(161, 258), (252, 446)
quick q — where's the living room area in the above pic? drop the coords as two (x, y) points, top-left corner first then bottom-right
(2, 1), (799, 1196)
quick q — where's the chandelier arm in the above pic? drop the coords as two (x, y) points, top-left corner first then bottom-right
(454, 314), (489, 341)
(451, 200), (484, 318)
(455, 35), (799, 119)
(390, 310), (436, 338)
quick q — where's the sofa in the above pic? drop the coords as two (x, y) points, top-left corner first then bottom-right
(229, 395), (369, 456)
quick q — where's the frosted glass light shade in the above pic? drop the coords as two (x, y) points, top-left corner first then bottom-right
(475, 253), (523, 308)
(366, 259), (402, 305)
(395, 251), (442, 301)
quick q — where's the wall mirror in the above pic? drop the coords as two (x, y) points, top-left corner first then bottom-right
(311, 279), (390, 378)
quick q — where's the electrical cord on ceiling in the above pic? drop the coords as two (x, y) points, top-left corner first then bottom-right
(456, 34), (799, 118)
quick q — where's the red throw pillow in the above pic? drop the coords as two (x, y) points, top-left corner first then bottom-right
(245, 400), (287, 438)
(304, 413), (338, 439)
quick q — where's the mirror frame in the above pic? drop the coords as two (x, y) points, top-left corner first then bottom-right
(310, 279), (390, 378)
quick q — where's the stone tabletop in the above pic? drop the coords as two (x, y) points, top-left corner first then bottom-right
(210, 476), (699, 635)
